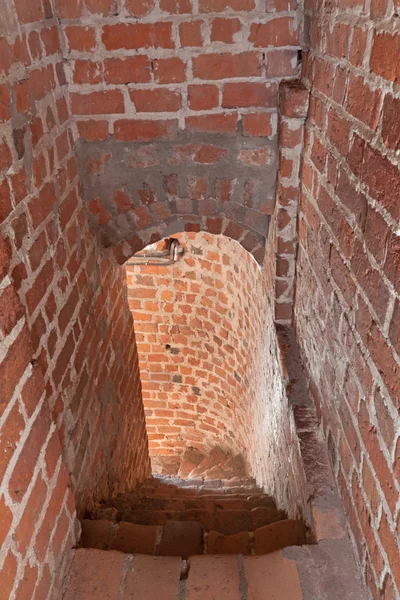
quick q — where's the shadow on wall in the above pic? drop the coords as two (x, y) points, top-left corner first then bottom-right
(125, 231), (307, 519)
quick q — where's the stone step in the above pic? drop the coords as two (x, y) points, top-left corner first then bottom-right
(188, 446), (229, 478)
(80, 518), (306, 557)
(63, 548), (308, 600)
(92, 506), (286, 532)
(90, 495), (276, 517)
(178, 447), (206, 478)
(135, 477), (258, 492)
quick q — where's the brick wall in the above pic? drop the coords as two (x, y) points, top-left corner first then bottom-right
(127, 231), (307, 519)
(295, 0), (400, 596)
(58, 0), (303, 133)
(53, 0), (304, 265)
(0, 2), (150, 598)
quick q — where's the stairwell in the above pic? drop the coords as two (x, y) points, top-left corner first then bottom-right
(62, 444), (366, 599)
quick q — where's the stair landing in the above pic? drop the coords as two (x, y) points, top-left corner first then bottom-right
(63, 549), (303, 600)
(63, 541), (366, 600)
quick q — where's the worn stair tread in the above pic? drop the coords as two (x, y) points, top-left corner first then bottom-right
(188, 446), (229, 478)
(206, 531), (251, 555)
(254, 519), (306, 554)
(178, 447), (206, 478)
(80, 517), (307, 557)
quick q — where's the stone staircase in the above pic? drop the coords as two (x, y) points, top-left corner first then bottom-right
(62, 444), (367, 599)
(152, 445), (248, 479)
(80, 475), (306, 557)
(78, 445), (307, 558)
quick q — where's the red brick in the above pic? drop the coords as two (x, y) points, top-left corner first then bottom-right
(379, 514), (400, 591)
(313, 57), (335, 98)
(14, 80), (31, 114)
(72, 60), (103, 84)
(87, 198), (112, 224)
(327, 110), (351, 158)
(381, 94), (400, 151)
(9, 406), (50, 502)
(188, 85), (219, 110)
(86, 0), (115, 12)
(0, 140), (12, 172)
(266, 49), (298, 77)
(222, 82), (276, 108)
(335, 168), (367, 230)
(243, 113), (274, 137)
(194, 145), (228, 164)
(0, 403), (25, 484)
(153, 57), (186, 83)
(102, 23), (174, 50)
(0, 496), (12, 548)
(130, 89), (182, 112)
(0, 325), (32, 415)
(52, 510), (70, 559)
(65, 26), (96, 52)
(114, 119), (178, 141)
(346, 74), (383, 130)
(325, 22), (350, 60)
(34, 564), (51, 600)
(180, 21), (203, 47)
(186, 113), (238, 133)
(193, 52), (261, 79)
(0, 233), (11, 281)
(238, 147), (274, 166)
(280, 84), (309, 118)
(70, 91), (125, 115)
(63, 549), (124, 600)
(55, 0), (83, 18)
(28, 182), (56, 229)
(26, 259), (54, 315)
(329, 245), (356, 307)
(14, 0), (44, 23)
(369, 321), (400, 400)
(187, 556), (241, 599)
(0, 551), (18, 600)
(0, 177), (12, 223)
(0, 84), (11, 123)
(15, 565), (39, 600)
(384, 235), (400, 296)
(349, 27), (367, 67)
(199, 0), (255, 10)
(104, 56), (151, 84)
(126, 0), (155, 14)
(211, 18), (241, 43)
(77, 120), (109, 142)
(362, 145), (400, 222)
(249, 18), (299, 47)
(14, 475), (48, 555)
(41, 26), (61, 56)
(389, 299), (400, 355)
(160, 0), (192, 12)
(370, 32), (400, 82)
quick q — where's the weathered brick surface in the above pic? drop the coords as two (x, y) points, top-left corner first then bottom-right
(274, 82), (308, 324)
(78, 133), (276, 264)
(0, 3), (151, 598)
(296, 0), (400, 596)
(127, 232), (306, 519)
(54, 0), (303, 267)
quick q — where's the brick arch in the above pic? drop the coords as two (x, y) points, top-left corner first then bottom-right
(77, 131), (276, 267)
(109, 213), (267, 265)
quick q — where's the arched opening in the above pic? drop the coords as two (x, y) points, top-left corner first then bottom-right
(125, 231), (306, 519)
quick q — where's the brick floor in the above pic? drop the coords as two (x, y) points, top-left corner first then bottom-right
(186, 555), (242, 600)
(63, 541), (367, 600)
(244, 552), (303, 600)
(63, 549), (124, 600)
(123, 555), (182, 600)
